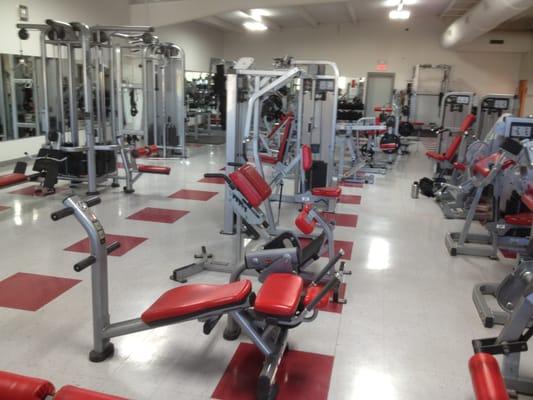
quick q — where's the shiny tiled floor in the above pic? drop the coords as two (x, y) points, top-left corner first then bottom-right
(0, 143), (526, 399)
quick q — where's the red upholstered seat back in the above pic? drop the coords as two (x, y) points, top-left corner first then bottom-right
(469, 353), (509, 400)
(55, 385), (127, 400)
(229, 164), (272, 208)
(301, 145), (313, 172)
(444, 135), (462, 160)
(277, 115), (294, 163)
(254, 273), (304, 317)
(460, 114), (476, 132)
(0, 370), (55, 400)
(295, 204), (316, 234)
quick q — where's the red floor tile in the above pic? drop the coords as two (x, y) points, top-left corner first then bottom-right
(340, 182), (363, 188)
(300, 239), (353, 261)
(314, 282), (347, 314)
(9, 185), (68, 197)
(0, 272), (81, 311)
(126, 207), (189, 224)
(65, 234), (147, 257)
(500, 249), (518, 259)
(0, 205), (10, 212)
(198, 176), (225, 184)
(212, 343), (334, 400)
(339, 194), (361, 204)
(168, 189), (218, 201)
(322, 212), (358, 228)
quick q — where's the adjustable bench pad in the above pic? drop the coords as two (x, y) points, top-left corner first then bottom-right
(55, 385), (126, 400)
(254, 274), (304, 318)
(0, 370), (55, 400)
(141, 280), (252, 324)
(473, 153), (514, 177)
(311, 187), (342, 198)
(0, 173), (27, 188)
(137, 165), (171, 175)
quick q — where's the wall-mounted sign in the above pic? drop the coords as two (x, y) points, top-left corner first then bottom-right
(376, 62), (388, 72)
(18, 5), (29, 21)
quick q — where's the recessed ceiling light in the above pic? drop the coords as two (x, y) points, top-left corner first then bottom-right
(243, 21), (268, 31)
(250, 9), (271, 20)
(384, 0), (416, 6)
(389, 8), (411, 19)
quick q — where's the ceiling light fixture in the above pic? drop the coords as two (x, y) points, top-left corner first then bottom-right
(389, 1), (411, 20)
(243, 21), (268, 31)
(384, 0), (415, 6)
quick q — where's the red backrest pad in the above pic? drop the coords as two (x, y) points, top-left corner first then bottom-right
(444, 135), (463, 160)
(295, 204), (316, 235)
(468, 353), (509, 400)
(0, 371), (55, 400)
(254, 273), (304, 317)
(55, 385), (127, 400)
(301, 145), (313, 172)
(277, 115), (294, 163)
(238, 164), (272, 204)
(460, 114), (477, 132)
(229, 171), (264, 208)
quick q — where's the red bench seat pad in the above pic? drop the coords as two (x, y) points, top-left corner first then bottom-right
(141, 280), (252, 324)
(522, 192), (533, 212)
(138, 165), (171, 175)
(469, 353), (509, 400)
(504, 212), (533, 226)
(473, 153), (514, 177)
(259, 154), (278, 165)
(0, 370), (55, 400)
(254, 274), (303, 318)
(311, 187), (341, 198)
(426, 151), (446, 162)
(55, 385), (126, 400)
(0, 173), (26, 187)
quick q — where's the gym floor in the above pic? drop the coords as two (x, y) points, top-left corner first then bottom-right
(0, 141), (526, 399)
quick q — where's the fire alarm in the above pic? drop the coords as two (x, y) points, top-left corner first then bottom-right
(18, 5), (29, 21)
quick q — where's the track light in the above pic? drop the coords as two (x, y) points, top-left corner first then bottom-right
(243, 21), (268, 31)
(388, 0), (411, 20)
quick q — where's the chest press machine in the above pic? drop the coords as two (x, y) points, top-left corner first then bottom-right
(51, 194), (343, 400)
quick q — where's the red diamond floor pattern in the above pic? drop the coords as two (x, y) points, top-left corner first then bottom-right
(212, 343), (334, 400)
(65, 234), (147, 256)
(0, 272), (81, 311)
(168, 189), (218, 201)
(127, 207), (189, 224)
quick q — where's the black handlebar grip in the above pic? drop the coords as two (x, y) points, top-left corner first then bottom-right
(85, 197), (102, 207)
(313, 250), (344, 285)
(106, 241), (121, 255)
(51, 207), (74, 221)
(227, 162), (244, 167)
(51, 197), (101, 221)
(74, 255), (96, 272)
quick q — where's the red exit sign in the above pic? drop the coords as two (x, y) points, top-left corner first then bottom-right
(376, 63), (388, 72)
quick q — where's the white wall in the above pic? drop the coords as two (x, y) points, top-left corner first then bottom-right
(223, 18), (525, 98)
(156, 22), (224, 72)
(0, 0), (130, 56)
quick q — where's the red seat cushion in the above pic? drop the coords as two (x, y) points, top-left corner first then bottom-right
(469, 353), (509, 400)
(0, 370), (55, 400)
(230, 164), (272, 207)
(453, 162), (467, 171)
(301, 145), (313, 171)
(0, 173), (26, 187)
(55, 385), (126, 400)
(259, 154), (278, 165)
(504, 213), (533, 226)
(426, 151), (446, 162)
(522, 192), (533, 212)
(254, 274), (304, 318)
(295, 204), (316, 235)
(138, 165), (171, 175)
(473, 153), (515, 177)
(141, 280), (252, 324)
(311, 187), (342, 198)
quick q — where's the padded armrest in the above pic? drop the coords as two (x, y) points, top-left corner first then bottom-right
(55, 385), (127, 400)
(0, 370), (55, 400)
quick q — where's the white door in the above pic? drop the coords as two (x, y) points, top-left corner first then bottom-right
(365, 73), (395, 117)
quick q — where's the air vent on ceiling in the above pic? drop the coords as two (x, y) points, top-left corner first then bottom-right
(490, 39), (504, 45)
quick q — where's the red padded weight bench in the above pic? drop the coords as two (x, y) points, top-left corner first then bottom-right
(426, 113), (476, 170)
(0, 161), (28, 188)
(0, 370), (125, 400)
(468, 353), (509, 400)
(137, 164), (171, 175)
(259, 113), (294, 165)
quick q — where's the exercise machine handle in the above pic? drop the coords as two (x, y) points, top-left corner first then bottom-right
(74, 255), (96, 272)
(73, 242), (120, 272)
(227, 162), (244, 167)
(312, 249), (344, 284)
(51, 197), (101, 221)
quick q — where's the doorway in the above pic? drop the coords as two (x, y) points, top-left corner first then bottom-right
(365, 72), (395, 117)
